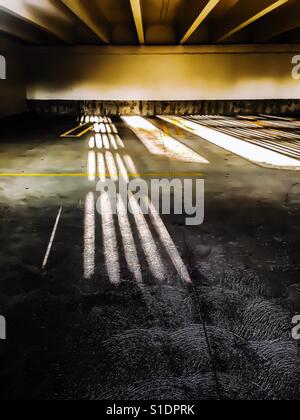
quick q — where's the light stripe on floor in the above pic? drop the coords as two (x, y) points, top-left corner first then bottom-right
(129, 192), (167, 282)
(188, 116), (300, 160)
(160, 116), (300, 170)
(84, 192), (95, 280)
(117, 194), (143, 285)
(100, 192), (121, 285)
(0, 172), (204, 178)
(146, 198), (191, 284)
(122, 116), (210, 164)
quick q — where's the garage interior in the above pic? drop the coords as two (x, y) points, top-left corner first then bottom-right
(0, 0), (300, 401)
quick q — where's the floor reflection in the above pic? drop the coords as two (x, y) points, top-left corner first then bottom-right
(82, 116), (192, 287)
(100, 191), (121, 285)
(83, 192), (95, 280)
(164, 115), (300, 168)
(117, 194), (143, 285)
(122, 116), (210, 164)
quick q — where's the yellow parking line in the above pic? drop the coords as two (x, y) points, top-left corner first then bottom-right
(60, 124), (84, 137)
(0, 172), (204, 178)
(74, 126), (93, 137)
(60, 123), (93, 138)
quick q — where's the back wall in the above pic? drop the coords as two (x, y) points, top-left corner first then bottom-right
(25, 45), (300, 102)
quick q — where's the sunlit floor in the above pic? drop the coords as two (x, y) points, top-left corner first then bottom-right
(0, 114), (300, 400)
(187, 114), (300, 162)
(161, 115), (300, 169)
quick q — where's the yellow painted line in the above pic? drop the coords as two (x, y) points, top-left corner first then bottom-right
(60, 124), (84, 137)
(60, 123), (93, 138)
(0, 172), (204, 178)
(74, 126), (93, 137)
(0, 173), (89, 177)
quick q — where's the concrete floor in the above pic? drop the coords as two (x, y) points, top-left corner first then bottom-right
(0, 114), (299, 400)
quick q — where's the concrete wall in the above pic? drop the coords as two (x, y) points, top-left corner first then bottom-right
(0, 35), (26, 117)
(25, 45), (300, 102)
(28, 99), (300, 117)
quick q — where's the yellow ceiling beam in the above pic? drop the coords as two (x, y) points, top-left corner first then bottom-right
(60, 0), (110, 44)
(217, 0), (290, 42)
(0, 0), (74, 42)
(0, 11), (43, 44)
(130, 0), (145, 44)
(254, 2), (300, 41)
(180, 0), (221, 44)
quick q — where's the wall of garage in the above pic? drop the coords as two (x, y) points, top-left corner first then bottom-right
(0, 35), (26, 117)
(25, 45), (300, 102)
(27, 99), (300, 117)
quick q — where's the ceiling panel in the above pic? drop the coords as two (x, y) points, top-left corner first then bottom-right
(0, 0), (299, 45)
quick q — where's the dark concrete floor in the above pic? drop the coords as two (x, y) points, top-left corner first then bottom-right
(0, 114), (299, 400)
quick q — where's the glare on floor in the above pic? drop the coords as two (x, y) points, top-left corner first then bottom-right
(115, 135), (125, 148)
(100, 123), (106, 134)
(123, 154), (138, 175)
(100, 192), (120, 285)
(129, 192), (166, 282)
(105, 151), (119, 182)
(161, 116), (300, 169)
(89, 136), (95, 149)
(95, 133), (102, 149)
(87, 151), (96, 181)
(117, 194), (143, 284)
(84, 192), (95, 279)
(116, 153), (129, 184)
(109, 134), (118, 150)
(103, 134), (110, 150)
(147, 198), (191, 284)
(97, 152), (106, 182)
(122, 116), (209, 164)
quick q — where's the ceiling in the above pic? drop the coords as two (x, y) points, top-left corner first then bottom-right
(0, 0), (300, 46)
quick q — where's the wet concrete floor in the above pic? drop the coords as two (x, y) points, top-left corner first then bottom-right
(0, 114), (299, 400)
